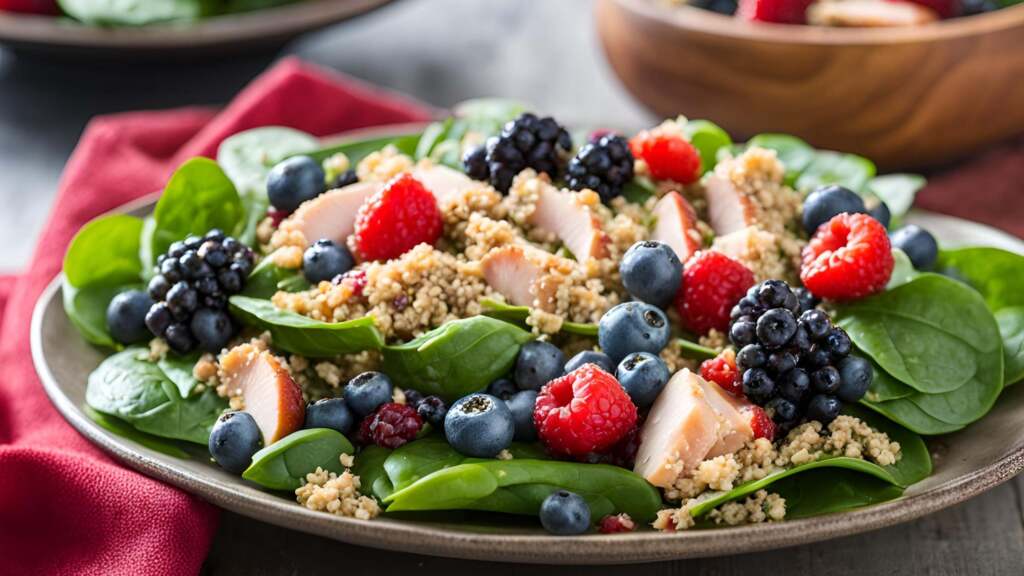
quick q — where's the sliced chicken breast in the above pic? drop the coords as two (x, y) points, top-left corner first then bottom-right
(480, 245), (562, 311)
(411, 164), (480, 204)
(219, 344), (305, 445)
(527, 182), (609, 261)
(280, 180), (381, 246)
(704, 173), (759, 236)
(697, 378), (756, 458)
(651, 191), (702, 263)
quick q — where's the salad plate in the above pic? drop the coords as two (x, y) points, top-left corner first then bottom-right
(32, 111), (1024, 563)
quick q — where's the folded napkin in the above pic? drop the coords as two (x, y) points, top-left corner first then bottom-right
(0, 57), (432, 576)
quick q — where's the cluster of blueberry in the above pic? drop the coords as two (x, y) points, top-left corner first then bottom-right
(730, 280), (872, 425)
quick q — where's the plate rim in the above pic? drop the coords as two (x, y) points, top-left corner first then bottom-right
(31, 201), (1024, 563)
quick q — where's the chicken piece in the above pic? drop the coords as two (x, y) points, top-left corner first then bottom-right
(218, 344), (305, 445)
(480, 245), (564, 311)
(651, 191), (702, 263)
(526, 181), (610, 261)
(411, 163), (480, 204)
(808, 0), (938, 27)
(704, 172), (760, 236)
(278, 180), (381, 247)
(696, 377), (755, 458)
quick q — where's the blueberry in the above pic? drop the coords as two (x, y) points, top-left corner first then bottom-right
(799, 309), (832, 341)
(889, 225), (939, 270)
(867, 199), (891, 229)
(729, 320), (756, 347)
(514, 341), (566, 391)
(616, 352), (670, 409)
(756, 308), (797, 349)
(734, 296), (764, 319)
(837, 356), (873, 403)
(147, 275), (171, 301)
(506, 390), (538, 442)
(539, 490), (591, 535)
(417, 396), (448, 428)
(106, 290), (154, 344)
(742, 368), (774, 400)
(164, 322), (194, 353)
(805, 344), (832, 368)
(444, 393), (514, 457)
(767, 397), (798, 423)
(303, 239), (355, 284)
(217, 269), (242, 294)
(344, 371), (393, 417)
(208, 411), (262, 474)
(802, 185), (866, 234)
(564, 350), (614, 374)
(756, 280), (793, 308)
(266, 155), (326, 213)
(767, 350), (798, 375)
(782, 290), (800, 314)
(778, 368), (810, 402)
(486, 378), (518, 400)
(597, 302), (671, 363)
(807, 394), (842, 424)
(145, 302), (173, 336)
(304, 398), (355, 435)
(791, 325), (812, 352)
(403, 388), (424, 408)
(737, 343), (767, 370)
(166, 281), (198, 314)
(825, 327), (852, 358)
(190, 308), (234, 352)
(812, 366), (841, 394)
(619, 241), (683, 308)
(793, 287), (819, 314)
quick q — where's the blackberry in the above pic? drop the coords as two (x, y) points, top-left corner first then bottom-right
(728, 279), (872, 426)
(366, 403), (423, 449)
(329, 169), (358, 190)
(461, 112), (572, 193)
(145, 229), (255, 353)
(566, 134), (634, 203)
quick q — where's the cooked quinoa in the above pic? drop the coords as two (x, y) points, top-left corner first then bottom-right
(295, 460), (381, 520)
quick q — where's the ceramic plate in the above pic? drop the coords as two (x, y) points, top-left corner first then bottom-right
(31, 196), (1024, 564)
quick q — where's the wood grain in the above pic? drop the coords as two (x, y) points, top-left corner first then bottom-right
(596, 0), (1024, 170)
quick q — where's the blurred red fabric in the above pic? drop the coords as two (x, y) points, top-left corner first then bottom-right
(0, 56), (432, 576)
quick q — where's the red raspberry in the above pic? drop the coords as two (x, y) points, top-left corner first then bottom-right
(629, 132), (701, 185)
(801, 213), (894, 301)
(353, 173), (443, 262)
(737, 0), (814, 23)
(898, 0), (958, 18)
(676, 251), (756, 335)
(366, 403), (423, 449)
(0, 0), (60, 15)
(748, 405), (776, 441)
(267, 207), (289, 228)
(700, 349), (742, 397)
(336, 269), (367, 299)
(534, 364), (638, 457)
(599, 514), (636, 534)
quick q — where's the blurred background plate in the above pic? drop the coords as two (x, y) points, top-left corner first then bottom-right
(0, 0), (397, 59)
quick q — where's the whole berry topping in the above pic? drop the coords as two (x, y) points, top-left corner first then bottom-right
(700, 349), (742, 396)
(767, 397), (798, 423)
(889, 225), (939, 270)
(539, 490), (591, 536)
(266, 155), (326, 213)
(598, 514), (635, 534)
(366, 403), (423, 449)
(748, 405), (776, 441)
(564, 350), (615, 375)
(329, 169), (359, 190)
(189, 308), (234, 353)
(566, 134), (635, 203)
(867, 199), (892, 229)
(736, 343), (767, 370)
(352, 173), (443, 262)
(800, 309), (832, 340)
(106, 290), (154, 345)
(303, 239), (355, 284)
(836, 356), (873, 403)
(147, 275), (171, 301)
(208, 411), (262, 474)
(793, 287), (820, 314)
(737, 0), (814, 23)
(416, 395), (448, 429)
(164, 323), (195, 354)
(343, 371), (394, 417)
(514, 341), (566, 391)
(778, 368), (810, 402)
(729, 318), (756, 347)
(462, 145), (489, 181)
(801, 213), (894, 301)
(534, 364), (637, 457)
(742, 368), (775, 401)
(676, 251), (756, 335)
(304, 398), (355, 435)
(145, 303), (173, 337)
(463, 113), (573, 193)
(800, 184), (866, 235)
(811, 366), (842, 394)
(506, 389), (539, 442)
(445, 393), (515, 458)
(598, 302), (671, 364)
(629, 130), (701, 185)
(755, 308), (798, 349)
(619, 240), (684, 309)
(825, 327), (853, 357)
(486, 377), (518, 401)
(402, 388), (424, 408)
(806, 394), (842, 424)
(615, 351), (671, 409)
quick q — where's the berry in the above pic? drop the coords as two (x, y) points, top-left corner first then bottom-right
(794, 287), (819, 314)
(748, 405), (776, 441)
(629, 131), (700, 185)
(700, 349), (742, 396)
(164, 323), (195, 354)
(539, 490), (591, 535)
(961, 0), (999, 15)
(676, 251), (755, 334)
(366, 403), (422, 449)
(166, 281), (198, 315)
(329, 169), (359, 190)
(445, 393), (515, 457)
(352, 173), (443, 262)
(465, 113), (573, 193)
(486, 378), (518, 400)
(534, 364), (637, 457)
(506, 390), (539, 442)
(755, 308), (798, 349)
(616, 352), (670, 409)
(303, 239), (354, 284)
(514, 341), (566, 391)
(147, 275), (171, 301)
(801, 213), (894, 301)
(189, 308), (233, 352)
(597, 302), (671, 363)
(416, 395), (448, 428)
(811, 366), (841, 394)
(0, 1), (61, 15)
(778, 368), (810, 402)
(801, 185), (866, 234)
(344, 371), (394, 417)
(837, 356), (873, 403)
(402, 388), (424, 408)
(736, 343), (767, 370)
(737, 0), (813, 23)
(825, 327), (852, 357)
(729, 319), (756, 347)
(599, 514), (635, 534)
(305, 398), (355, 435)
(106, 290), (154, 345)
(767, 397), (798, 423)
(866, 199), (892, 229)
(619, 240), (683, 308)
(742, 368), (775, 401)
(902, 0), (960, 18)
(597, 423), (642, 468)
(800, 309), (832, 340)
(889, 225), (939, 270)
(266, 155), (326, 213)
(566, 134), (635, 203)
(208, 411), (262, 474)
(767, 350), (798, 374)
(564, 350), (615, 375)
(806, 394), (842, 424)
(145, 303), (173, 337)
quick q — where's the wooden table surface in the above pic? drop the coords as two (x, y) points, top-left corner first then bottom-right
(1, 1), (1021, 573)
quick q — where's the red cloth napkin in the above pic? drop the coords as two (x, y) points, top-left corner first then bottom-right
(0, 57), (433, 576)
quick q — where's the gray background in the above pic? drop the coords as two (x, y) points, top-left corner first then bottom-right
(0, 0), (1021, 574)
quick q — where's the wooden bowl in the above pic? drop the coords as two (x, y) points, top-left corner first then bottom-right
(596, 0), (1024, 170)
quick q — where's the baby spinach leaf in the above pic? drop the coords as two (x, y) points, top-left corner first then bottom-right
(151, 158), (243, 257)
(86, 348), (173, 420)
(85, 406), (190, 459)
(229, 295), (385, 357)
(381, 436), (547, 494)
(886, 248), (920, 290)
(64, 214), (145, 289)
(996, 307), (1024, 386)
(63, 283), (128, 348)
(352, 445), (394, 501)
(480, 298), (598, 336)
(622, 175), (659, 204)
(131, 387), (227, 446)
(835, 274), (1002, 396)
(275, 274), (311, 293)
(157, 352), (202, 399)
(684, 119), (732, 175)
(795, 150), (876, 195)
(58, 0), (204, 26)
(745, 134), (815, 185)
(867, 174), (926, 221)
(241, 258), (307, 299)
(242, 428), (354, 491)
(307, 132), (422, 165)
(676, 338), (718, 360)
(772, 468), (904, 520)
(863, 361), (914, 403)
(938, 247), (1024, 312)
(859, 396), (965, 435)
(381, 316), (534, 401)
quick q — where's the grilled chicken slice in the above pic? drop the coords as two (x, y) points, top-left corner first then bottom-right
(219, 344), (304, 445)
(526, 183), (609, 261)
(697, 377), (756, 458)
(411, 164), (480, 204)
(279, 180), (381, 246)
(808, 0), (938, 27)
(480, 245), (563, 311)
(704, 173), (759, 236)
(651, 191), (702, 263)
